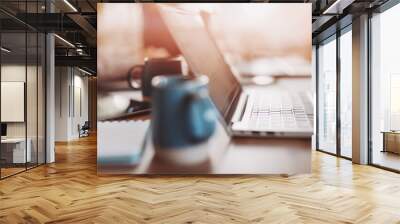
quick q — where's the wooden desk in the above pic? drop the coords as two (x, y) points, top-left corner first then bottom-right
(98, 77), (312, 175)
(1, 138), (32, 164)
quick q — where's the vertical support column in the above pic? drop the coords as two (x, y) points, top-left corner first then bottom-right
(46, 0), (55, 163)
(352, 14), (369, 164)
(0, 23), (2, 179)
(315, 45), (320, 151)
(88, 76), (97, 132)
(336, 29), (341, 157)
(311, 45), (317, 150)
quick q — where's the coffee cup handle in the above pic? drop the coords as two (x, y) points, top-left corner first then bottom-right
(127, 65), (145, 90)
(185, 91), (216, 142)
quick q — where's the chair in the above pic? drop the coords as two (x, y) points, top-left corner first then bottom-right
(79, 121), (90, 138)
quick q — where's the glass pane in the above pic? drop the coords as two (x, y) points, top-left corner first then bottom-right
(317, 37), (337, 154)
(37, 0), (46, 165)
(38, 32), (45, 165)
(0, 1), (46, 178)
(1, 30), (27, 177)
(340, 29), (352, 158)
(371, 4), (400, 171)
(27, 31), (38, 169)
(27, 0), (40, 169)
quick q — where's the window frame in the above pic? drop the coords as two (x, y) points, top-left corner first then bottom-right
(315, 22), (353, 160)
(367, 0), (400, 173)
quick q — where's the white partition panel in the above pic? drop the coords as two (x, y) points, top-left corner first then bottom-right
(1, 82), (25, 122)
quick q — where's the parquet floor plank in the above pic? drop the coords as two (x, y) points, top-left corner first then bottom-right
(1, 135), (400, 223)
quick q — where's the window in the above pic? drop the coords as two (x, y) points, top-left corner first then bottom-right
(317, 36), (337, 154)
(316, 25), (353, 159)
(390, 74), (400, 130)
(0, 1), (46, 179)
(370, 2), (400, 171)
(339, 27), (352, 158)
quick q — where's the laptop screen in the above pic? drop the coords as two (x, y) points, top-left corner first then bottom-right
(159, 5), (242, 123)
(1, 123), (7, 137)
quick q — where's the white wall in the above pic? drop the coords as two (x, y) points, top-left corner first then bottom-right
(1, 64), (46, 164)
(71, 73), (89, 138)
(55, 67), (89, 141)
(1, 65), (26, 134)
(1, 65), (39, 138)
(55, 67), (70, 141)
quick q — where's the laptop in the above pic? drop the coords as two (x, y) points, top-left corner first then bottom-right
(1, 123), (7, 140)
(159, 5), (313, 138)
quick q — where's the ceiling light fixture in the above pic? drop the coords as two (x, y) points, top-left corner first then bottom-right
(1, 47), (11, 53)
(78, 67), (93, 76)
(54, 34), (75, 48)
(76, 48), (85, 56)
(63, 0), (78, 12)
(322, 0), (354, 15)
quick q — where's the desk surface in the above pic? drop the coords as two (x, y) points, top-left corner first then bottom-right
(1, 138), (26, 144)
(99, 122), (311, 175)
(98, 76), (313, 175)
(381, 131), (400, 134)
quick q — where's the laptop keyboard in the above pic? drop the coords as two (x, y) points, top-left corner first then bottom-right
(248, 92), (313, 130)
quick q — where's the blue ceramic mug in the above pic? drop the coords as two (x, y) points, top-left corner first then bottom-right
(151, 75), (217, 164)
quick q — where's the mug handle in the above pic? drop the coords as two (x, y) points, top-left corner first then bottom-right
(127, 65), (145, 90)
(184, 90), (216, 142)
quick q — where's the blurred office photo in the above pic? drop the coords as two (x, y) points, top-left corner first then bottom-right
(97, 3), (313, 174)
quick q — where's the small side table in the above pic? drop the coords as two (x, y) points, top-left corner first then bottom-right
(381, 131), (400, 154)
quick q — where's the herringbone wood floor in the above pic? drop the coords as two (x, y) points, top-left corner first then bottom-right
(1, 135), (400, 224)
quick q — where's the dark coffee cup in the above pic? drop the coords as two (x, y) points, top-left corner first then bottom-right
(151, 75), (217, 165)
(127, 58), (182, 97)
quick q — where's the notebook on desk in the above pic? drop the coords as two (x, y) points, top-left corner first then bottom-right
(97, 120), (150, 166)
